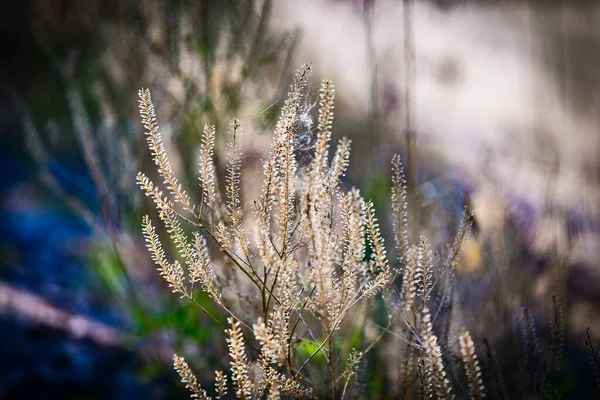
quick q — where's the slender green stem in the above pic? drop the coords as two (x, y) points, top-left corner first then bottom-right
(188, 296), (227, 330)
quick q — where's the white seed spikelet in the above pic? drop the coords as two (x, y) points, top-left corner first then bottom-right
(138, 88), (193, 214)
(459, 328), (485, 399)
(173, 354), (210, 399)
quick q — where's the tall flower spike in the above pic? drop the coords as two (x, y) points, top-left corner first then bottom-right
(226, 317), (253, 399)
(274, 66), (312, 256)
(263, 368), (315, 399)
(225, 119), (251, 260)
(314, 79), (335, 172)
(142, 215), (186, 296)
(226, 119), (242, 229)
(138, 88), (193, 214)
(259, 64), (311, 238)
(199, 124), (221, 219)
(214, 370), (228, 399)
(339, 190), (366, 313)
(138, 174), (193, 291)
(276, 108), (298, 256)
(417, 357), (433, 400)
(391, 154), (410, 265)
(365, 200), (390, 279)
(136, 172), (168, 211)
(445, 207), (472, 270)
(162, 205), (196, 271)
(273, 63), (312, 148)
(328, 137), (351, 191)
(190, 233), (219, 300)
(420, 236), (434, 303)
(422, 307), (455, 400)
(173, 354), (211, 400)
(459, 329), (485, 400)
(402, 244), (422, 312)
(254, 317), (282, 366)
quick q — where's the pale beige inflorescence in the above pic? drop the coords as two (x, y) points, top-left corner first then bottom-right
(137, 64), (478, 399)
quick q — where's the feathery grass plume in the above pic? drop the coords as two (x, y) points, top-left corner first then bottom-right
(391, 154), (410, 265)
(422, 307), (455, 400)
(199, 124), (222, 222)
(226, 317), (254, 399)
(265, 368), (316, 399)
(136, 116), (213, 293)
(459, 328), (485, 400)
(174, 354), (211, 399)
(136, 172), (174, 218)
(419, 236), (434, 303)
(142, 213), (225, 327)
(254, 317), (282, 366)
(401, 238), (434, 392)
(254, 64), (311, 267)
(401, 338), (417, 396)
(253, 203), (278, 284)
(337, 189), (367, 317)
(225, 119), (251, 259)
(314, 79), (335, 172)
(263, 367), (315, 399)
(351, 356), (369, 400)
(445, 207), (473, 270)
(402, 244), (423, 312)
(302, 78), (335, 261)
(138, 88), (193, 214)
(483, 338), (509, 400)
(139, 164), (215, 298)
(334, 195), (387, 314)
(163, 205), (196, 268)
(190, 233), (219, 300)
(262, 64), (311, 216)
(549, 295), (565, 371)
(216, 222), (231, 251)
(254, 262), (297, 367)
(365, 200), (390, 279)
(341, 349), (363, 399)
(142, 215), (186, 296)
(275, 103), (299, 257)
(417, 357), (434, 400)
(585, 328), (600, 389)
(214, 370), (228, 399)
(328, 137), (351, 192)
(273, 260), (296, 344)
